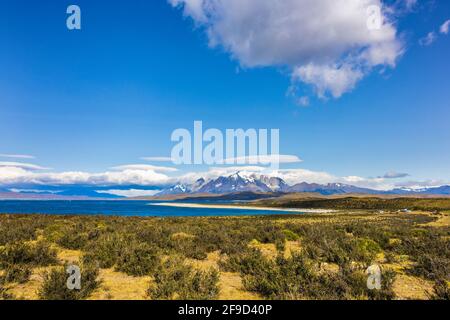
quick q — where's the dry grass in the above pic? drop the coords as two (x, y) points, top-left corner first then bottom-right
(89, 268), (151, 300)
(393, 274), (434, 300)
(7, 267), (50, 299)
(423, 213), (450, 227)
(57, 248), (82, 264)
(218, 272), (261, 300)
(1, 210), (448, 300)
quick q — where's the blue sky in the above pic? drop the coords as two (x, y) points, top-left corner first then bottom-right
(0, 0), (449, 192)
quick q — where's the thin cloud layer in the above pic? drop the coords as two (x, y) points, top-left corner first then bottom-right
(381, 171), (410, 179)
(141, 156), (174, 162)
(169, 0), (404, 99)
(419, 32), (436, 46)
(419, 18), (450, 47)
(222, 154), (302, 165)
(96, 189), (161, 197)
(110, 164), (178, 172)
(0, 162), (49, 171)
(440, 20), (450, 34)
(0, 154), (35, 159)
(0, 162), (444, 191)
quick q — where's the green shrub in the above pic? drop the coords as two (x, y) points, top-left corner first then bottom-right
(115, 242), (159, 276)
(241, 251), (396, 300)
(219, 248), (268, 274)
(170, 235), (209, 260)
(38, 263), (100, 300)
(0, 264), (32, 284)
(148, 256), (219, 300)
(0, 285), (14, 300)
(411, 254), (449, 281)
(274, 238), (286, 252)
(355, 238), (382, 265)
(57, 232), (89, 250)
(398, 232), (449, 281)
(82, 233), (125, 268)
(282, 229), (300, 241)
(0, 217), (42, 245)
(429, 279), (450, 300)
(367, 268), (397, 300)
(0, 241), (57, 268)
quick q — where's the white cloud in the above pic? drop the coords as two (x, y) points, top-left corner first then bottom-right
(9, 188), (62, 194)
(419, 32), (436, 46)
(222, 154), (302, 165)
(0, 166), (35, 185)
(296, 96), (310, 107)
(141, 156), (174, 162)
(380, 171), (409, 179)
(402, 0), (417, 11)
(110, 164), (178, 172)
(169, 0), (403, 99)
(395, 180), (447, 190)
(293, 64), (363, 98)
(0, 161), (444, 192)
(0, 154), (35, 159)
(175, 166), (266, 184)
(0, 162), (49, 171)
(275, 168), (336, 185)
(440, 20), (450, 34)
(95, 189), (160, 197)
(0, 163), (172, 186)
(176, 166), (411, 191)
(169, 0), (208, 22)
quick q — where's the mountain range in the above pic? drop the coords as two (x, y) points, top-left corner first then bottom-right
(155, 172), (450, 197)
(0, 172), (449, 199)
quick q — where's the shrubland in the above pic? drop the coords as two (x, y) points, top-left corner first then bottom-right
(0, 207), (448, 300)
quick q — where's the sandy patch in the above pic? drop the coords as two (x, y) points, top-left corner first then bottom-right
(149, 202), (335, 213)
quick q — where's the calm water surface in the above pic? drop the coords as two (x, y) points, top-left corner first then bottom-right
(0, 200), (304, 217)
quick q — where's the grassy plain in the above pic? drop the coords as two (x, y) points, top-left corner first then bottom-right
(0, 197), (449, 300)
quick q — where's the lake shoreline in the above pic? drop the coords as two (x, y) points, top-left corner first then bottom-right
(148, 202), (336, 213)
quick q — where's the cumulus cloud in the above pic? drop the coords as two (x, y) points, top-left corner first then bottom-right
(293, 64), (363, 98)
(175, 166), (267, 184)
(0, 163), (173, 186)
(169, 0), (403, 99)
(176, 166), (423, 191)
(0, 161), (446, 192)
(440, 20), (450, 34)
(275, 168), (336, 185)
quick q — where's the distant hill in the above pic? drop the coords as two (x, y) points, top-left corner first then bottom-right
(0, 192), (98, 200)
(153, 171), (450, 198)
(1, 171), (449, 200)
(287, 182), (379, 195)
(391, 185), (450, 195)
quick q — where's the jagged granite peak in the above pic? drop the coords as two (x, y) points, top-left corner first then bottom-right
(155, 172), (450, 197)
